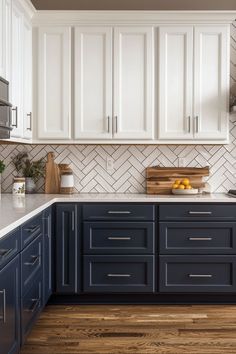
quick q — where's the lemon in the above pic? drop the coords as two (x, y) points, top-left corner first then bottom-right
(175, 179), (181, 185)
(178, 184), (185, 190)
(185, 185), (192, 190)
(182, 178), (190, 186)
(172, 183), (179, 189)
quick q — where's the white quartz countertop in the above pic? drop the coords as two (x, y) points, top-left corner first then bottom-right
(0, 192), (235, 239)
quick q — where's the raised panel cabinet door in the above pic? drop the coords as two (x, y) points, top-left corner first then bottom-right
(194, 25), (229, 140)
(158, 26), (193, 140)
(113, 27), (154, 140)
(22, 17), (32, 139)
(0, 0), (11, 81)
(56, 204), (77, 293)
(11, 0), (23, 138)
(38, 26), (71, 139)
(0, 255), (20, 354)
(74, 27), (113, 139)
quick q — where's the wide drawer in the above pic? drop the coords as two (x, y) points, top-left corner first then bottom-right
(21, 213), (43, 248)
(83, 222), (155, 254)
(21, 234), (43, 295)
(159, 204), (236, 221)
(159, 222), (236, 254)
(83, 255), (155, 293)
(159, 255), (236, 293)
(21, 274), (43, 343)
(83, 204), (155, 221)
(0, 228), (20, 270)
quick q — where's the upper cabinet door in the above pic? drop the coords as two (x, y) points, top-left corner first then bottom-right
(158, 26), (193, 140)
(0, 0), (11, 81)
(74, 27), (112, 139)
(194, 25), (229, 140)
(38, 26), (71, 140)
(113, 27), (154, 140)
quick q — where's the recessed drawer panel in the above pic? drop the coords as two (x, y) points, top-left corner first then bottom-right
(21, 213), (43, 248)
(0, 228), (20, 270)
(83, 222), (155, 254)
(159, 255), (236, 293)
(83, 204), (155, 221)
(21, 235), (43, 295)
(159, 204), (236, 221)
(83, 255), (155, 293)
(160, 222), (236, 254)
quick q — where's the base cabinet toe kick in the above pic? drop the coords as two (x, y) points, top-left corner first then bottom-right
(1, 201), (236, 352)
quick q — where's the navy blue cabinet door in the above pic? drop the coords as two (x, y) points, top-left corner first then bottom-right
(43, 207), (53, 305)
(0, 255), (20, 354)
(56, 204), (78, 293)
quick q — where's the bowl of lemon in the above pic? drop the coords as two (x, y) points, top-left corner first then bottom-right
(172, 178), (199, 195)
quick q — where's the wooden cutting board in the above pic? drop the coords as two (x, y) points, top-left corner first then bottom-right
(146, 166), (210, 194)
(45, 152), (60, 194)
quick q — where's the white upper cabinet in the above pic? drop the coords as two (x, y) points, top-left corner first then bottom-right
(159, 26), (193, 140)
(74, 27), (112, 139)
(37, 26), (71, 140)
(113, 27), (154, 140)
(0, 0), (11, 81)
(193, 25), (229, 140)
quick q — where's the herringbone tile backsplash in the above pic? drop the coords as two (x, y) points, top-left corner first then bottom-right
(0, 21), (236, 194)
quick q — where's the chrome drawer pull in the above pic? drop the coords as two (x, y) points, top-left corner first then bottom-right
(24, 255), (40, 266)
(188, 237), (212, 241)
(0, 289), (6, 323)
(0, 248), (13, 258)
(108, 211), (131, 215)
(108, 237), (131, 241)
(188, 211), (212, 215)
(107, 274), (131, 278)
(25, 298), (40, 313)
(188, 274), (212, 278)
(25, 225), (40, 233)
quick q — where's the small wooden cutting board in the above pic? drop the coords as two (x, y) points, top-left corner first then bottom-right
(45, 152), (60, 194)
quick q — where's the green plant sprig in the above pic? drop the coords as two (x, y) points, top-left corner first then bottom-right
(12, 152), (45, 183)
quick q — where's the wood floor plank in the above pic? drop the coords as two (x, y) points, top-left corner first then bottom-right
(20, 304), (236, 354)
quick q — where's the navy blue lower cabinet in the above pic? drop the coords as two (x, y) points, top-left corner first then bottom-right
(159, 255), (236, 293)
(0, 228), (20, 271)
(0, 255), (20, 354)
(56, 204), (78, 294)
(43, 207), (53, 305)
(83, 222), (155, 254)
(83, 255), (155, 293)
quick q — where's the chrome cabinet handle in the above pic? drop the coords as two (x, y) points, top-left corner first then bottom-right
(188, 211), (212, 215)
(25, 298), (40, 313)
(0, 248), (13, 258)
(0, 290), (6, 323)
(187, 116), (191, 133)
(71, 211), (75, 232)
(24, 255), (40, 266)
(25, 225), (40, 233)
(188, 237), (212, 241)
(189, 274), (212, 278)
(113, 116), (118, 134)
(107, 237), (131, 241)
(107, 274), (131, 278)
(27, 112), (32, 131)
(107, 211), (131, 215)
(107, 116), (110, 133)
(12, 106), (18, 128)
(195, 116), (199, 133)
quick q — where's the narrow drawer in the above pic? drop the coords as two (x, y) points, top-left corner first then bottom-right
(159, 255), (236, 293)
(21, 274), (43, 343)
(21, 213), (43, 248)
(83, 255), (154, 293)
(159, 222), (236, 254)
(83, 204), (155, 221)
(21, 235), (43, 295)
(0, 228), (20, 270)
(159, 204), (236, 221)
(83, 222), (155, 254)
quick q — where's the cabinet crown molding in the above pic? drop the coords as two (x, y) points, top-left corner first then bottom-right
(32, 10), (236, 26)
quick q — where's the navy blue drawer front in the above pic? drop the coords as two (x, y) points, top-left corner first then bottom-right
(159, 204), (236, 221)
(21, 274), (43, 343)
(159, 255), (236, 293)
(83, 255), (155, 293)
(21, 234), (43, 295)
(160, 222), (236, 255)
(21, 213), (43, 248)
(0, 228), (20, 270)
(83, 222), (155, 254)
(83, 204), (155, 221)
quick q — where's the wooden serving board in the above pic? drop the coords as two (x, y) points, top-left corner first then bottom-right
(45, 152), (60, 194)
(146, 166), (209, 195)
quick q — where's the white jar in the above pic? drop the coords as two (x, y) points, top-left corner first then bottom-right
(12, 177), (26, 195)
(60, 172), (74, 194)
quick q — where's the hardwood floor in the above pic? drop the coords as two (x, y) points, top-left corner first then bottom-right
(20, 304), (236, 354)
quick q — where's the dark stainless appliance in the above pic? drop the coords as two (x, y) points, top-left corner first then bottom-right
(0, 76), (12, 139)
